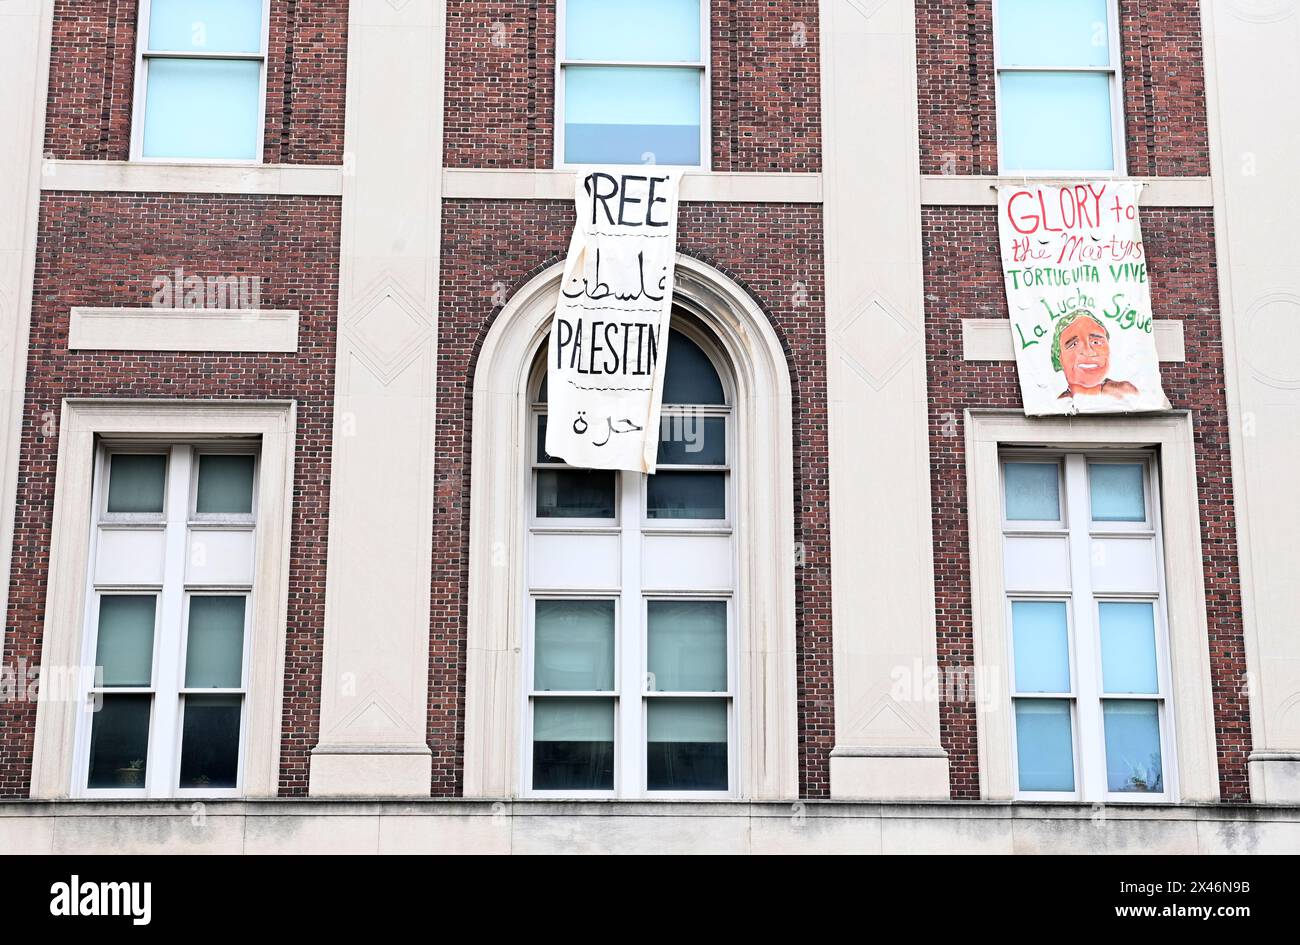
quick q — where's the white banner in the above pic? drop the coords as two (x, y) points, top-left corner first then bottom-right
(545, 169), (681, 472)
(997, 182), (1171, 416)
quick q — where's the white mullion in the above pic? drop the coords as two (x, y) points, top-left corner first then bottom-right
(1063, 454), (1106, 799)
(618, 469), (642, 796)
(147, 445), (191, 797)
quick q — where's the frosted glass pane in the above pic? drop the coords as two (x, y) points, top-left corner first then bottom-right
(647, 698), (727, 791)
(565, 66), (701, 166)
(185, 596), (245, 688)
(142, 58), (262, 160)
(107, 453), (166, 514)
(95, 595), (156, 687)
(1014, 699), (1075, 792)
(1089, 463), (1145, 522)
(86, 694), (152, 789)
(1099, 601), (1158, 694)
(534, 599), (615, 691)
(149, 0), (263, 53)
(662, 330), (725, 404)
(179, 694), (242, 788)
(566, 0), (700, 61)
(657, 417), (725, 465)
(646, 471), (725, 519)
(1011, 600), (1070, 693)
(998, 0), (1110, 67)
(196, 453), (255, 514)
(533, 698), (615, 790)
(536, 468), (616, 518)
(1103, 700), (1163, 792)
(1000, 72), (1114, 172)
(647, 600), (727, 692)
(1004, 462), (1060, 520)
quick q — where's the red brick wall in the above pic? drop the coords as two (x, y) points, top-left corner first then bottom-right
(922, 205), (1250, 802)
(916, 0), (1211, 176)
(0, 193), (340, 797)
(443, 1), (821, 171)
(434, 200), (833, 796)
(43, 0), (348, 164)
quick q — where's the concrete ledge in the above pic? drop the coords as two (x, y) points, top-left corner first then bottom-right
(3, 799), (1295, 854)
(829, 747), (952, 801)
(40, 161), (344, 196)
(921, 175), (1213, 207)
(1249, 753), (1300, 804)
(308, 745), (433, 799)
(69, 308), (299, 352)
(443, 168), (824, 204)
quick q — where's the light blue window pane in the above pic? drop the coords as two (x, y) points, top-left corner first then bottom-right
(647, 698), (727, 743)
(534, 600), (616, 691)
(1089, 463), (1145, 522)
(149, 0), (264, 53)
(564, 66), (701, 166)
(1011, 600), (1071, 692)
(1014, 699), (1075, 792)
(107, 453), (166, 513)
(1004, 462), (1059, 520)
(566, 0), (700, 61)
(196, 454), (255, 514)
(1000, 72), (1114, 172)
(142, 58), (262, 160)
(998, 0), (1110, 67)
(534, 698), (615, 742)
(1103, 700), (1163, 792)
(184, 596), (246, 688)
(1099, 601), (1158, 694)
(95, 595), (157, 687)
(647, 600), (727, 692)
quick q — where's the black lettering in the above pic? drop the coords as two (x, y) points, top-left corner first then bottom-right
(586, 172), (619, 225)
(646, 175), (670, 227)
(603, 322), (621, 374)
(617, 175), (647, 227)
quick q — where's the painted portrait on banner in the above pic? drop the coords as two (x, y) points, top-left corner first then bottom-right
(546, 169), (682, 472)
(996, 182), (1171, 416)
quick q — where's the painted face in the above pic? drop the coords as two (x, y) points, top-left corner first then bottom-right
(1060, 316), (1110, 389)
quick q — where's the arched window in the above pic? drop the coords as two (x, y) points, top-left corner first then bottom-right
(525, 313), (736, 796)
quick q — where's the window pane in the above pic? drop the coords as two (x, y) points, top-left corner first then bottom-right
(1003, 462), (1060, 520)
(997, 0), (1110, 67)
(536, 468), (616, 518)
(1089, 462), (1146, 522)
(662, 329), (725, 404)
(647, 698), (727, 791)
(532, 698), (615, 790)
(646, 471), (724, 519)
(1103, 700), (1164, 793)
(185, 596), (246, 689)
(656, 416), (725, 466)
(1011, 601), (1071, 692)
(196, 453), (255, 514)
(148, 0), (264, 53)
(95, 595), (156, 687)
(1014, 699), (1075, 792)
(107, 453), (166, 514)
(1099, 601), (1158, 694)
(564, 66), (701, 166)
(566, 0), (701, 61)
(534, 599), (616, 691)
(86, 694), (151, 789)
(179, 695), (242, 789)
(999, 71), (1114, 172)
(536, 415), (560, 463)
(142, 58), (262, 161)
(648, 600), (727, 692)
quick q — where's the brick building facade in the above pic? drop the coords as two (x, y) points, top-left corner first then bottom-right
(0, 0), (1296, 853)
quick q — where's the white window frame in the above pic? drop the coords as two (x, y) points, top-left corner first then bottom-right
(992, 0), (1126, 177)
(965, 410), (1221, 803)
(521, 318), (738, 798)
(71, 442), (258, 799)
(554, 0), (712, 171)
(130, 0), (271, 164)
(1001, 450), (1177, 803)
(29, 401), (295, 800)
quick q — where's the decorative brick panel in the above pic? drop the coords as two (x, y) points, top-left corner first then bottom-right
(0, 193), (340, 798)
(434, 200), (832, 797)
(922, 206), (1249, 802)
